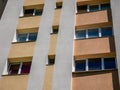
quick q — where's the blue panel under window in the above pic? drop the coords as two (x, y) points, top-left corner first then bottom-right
(101, 27), (113, 37)
(101, 3), (110, 10)
(28, 33), (37, 41)
(76, 30), (86, 39)
(89, 5), (99, 12)
(104, 58), (116, 69)
(88, 59), (101, 70)
(17, 34), (27, 42)
(88, 29), (99, 38)
(75, 61), (86, 71)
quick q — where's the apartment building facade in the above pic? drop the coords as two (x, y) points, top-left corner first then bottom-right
(0, 0), (120, 90)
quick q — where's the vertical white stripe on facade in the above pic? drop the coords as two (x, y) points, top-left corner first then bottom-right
(110, 0), (120, 84)
(27, 0), (56, 90)
(0, 0), (24, 78)
(52, 0), (76, 90)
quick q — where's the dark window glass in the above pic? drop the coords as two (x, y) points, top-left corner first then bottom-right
(56, 5), (62, 9)
(21, 62), (31, 74)
(89, 5), (99, 12)
(8, 63), (20, 75)
(75, 61), (86, 71)
(35, 9), (43, 16)
(24, 9), (34, 16)
(48, 59), (55, 65)
(17, 34), (27, 42)
(104, 58), (116, 69)
(88, 28), (99, 38)
(76, 30), (86, 39)
(101, 27), (113, 37)
(88, 58), (101, 70)
(52, 28), (58, 34)
(77, 5), (87, 13)
(101, 3), (110, 10)
(28, 33), (37, 41)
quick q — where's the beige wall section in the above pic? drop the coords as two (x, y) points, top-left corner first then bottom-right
(76, 10), (112, 29)
(17, 16), (41, 31)
(8, 42), (35, 60)
(43, 65), (54, 90)
(77, 0), (110, 5)
(48, 34), (58, 58)
(72, 70), (119, 90)
(74, 37), (115, 59)
(53, 9), (61, 27)
(0, 75), (28, 90)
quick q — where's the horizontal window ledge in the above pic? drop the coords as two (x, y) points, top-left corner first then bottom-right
(72, 69), (118, 76)
(2, 74), (29, 77)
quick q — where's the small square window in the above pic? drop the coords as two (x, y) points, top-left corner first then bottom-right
(88, 28), (99, 38)
(75, 30), (86, 39)
(35, 9), (43, 16)
(88, 58), (101, 70)
(28, 33), (37, 41)
(8, 63), (20, 75)
(104, 58), (116, 69)
(21, 62), (31, 74)
(77, 5), (87, 13)
(75, 60), (86, 71)
(17, 33), (27, 42)
(101, 3), (110, 10)
(101, 27), (113, 37)
(89, 5), (99, 12)
(48, 59), (55, 65)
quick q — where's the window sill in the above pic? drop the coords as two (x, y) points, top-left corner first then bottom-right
(12, 40), (36, 44)
(2, 73), (29, 77)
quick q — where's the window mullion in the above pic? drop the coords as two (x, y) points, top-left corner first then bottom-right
(26, 33), (29, 41)
(86, 59), (89, 71)
(99, 4), (101, 10)
(18, 62), (23, 74)
(87, 5), (90, 12)
(99, 28), (102, 37)
(86, 29), (88, 38)
(101, 58), (104, 70)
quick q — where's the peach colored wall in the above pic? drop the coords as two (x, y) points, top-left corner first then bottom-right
(17, 16), (41, 31)
(76, 10), (111, 29)
(74, 37), (115, 59)
(0, 75), (28, 90)
(43, 65), (54, 90)
(72, 70), (119, 90)
(53, 9), (61, 27)
(48, 34), (58, 57)
(8, 42), (35, 60)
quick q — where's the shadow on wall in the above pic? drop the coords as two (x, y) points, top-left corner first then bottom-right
(0, 0), (8, 19)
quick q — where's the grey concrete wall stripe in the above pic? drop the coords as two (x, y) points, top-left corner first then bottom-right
(52, 0), (76, 90)
(0, 0), (24, 78)
(110, 0), (120, 84)
(27, 0), (56, 90)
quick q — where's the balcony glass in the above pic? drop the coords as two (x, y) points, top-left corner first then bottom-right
(88, 59), (101, 70)
(75, 61), (86, 71)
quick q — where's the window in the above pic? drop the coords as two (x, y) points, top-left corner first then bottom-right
(35, 9), (43, 16)
(101, 27), (113, 37)
(89, 5), (99, 12)
(75, 58), (116, 72)
(88, 28), (99, 38)
(8, 62), (31, 75)
(101, 3), (110, 10)
(17, 32), (37, 42)
(56, 3), (62, 9)
(88, 58), (101, 70)
(24, 9), (34, 16)
(8, 63), (20, 75)
(75, 30), (86, 39)
(104, 58), (116, 69)
(48, 59), (55, 65)
(52, 28), (58, 34)
(75, 60), (86, 71)
(77, 5), (87, 13)
(21, 62), (31, 74)
(28, 33), (37, 41)
(17, 33), (27, 42)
